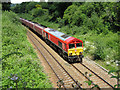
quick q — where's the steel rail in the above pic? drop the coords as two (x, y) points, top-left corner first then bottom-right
(80, 63), (114, 89)
(71, 64), (102, 89)
(85, 57), (115, 76)
(71, 64), (91, 81)
(27, 32), (67, 89)
(28, 30), (82, 89)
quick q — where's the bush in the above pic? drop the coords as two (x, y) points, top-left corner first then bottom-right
(2, 11), (52, 88)
(88, 32), (119, 61)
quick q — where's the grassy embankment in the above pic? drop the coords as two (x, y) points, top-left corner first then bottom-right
(19, 13), (119, 72)
(2, 11), (52, 88)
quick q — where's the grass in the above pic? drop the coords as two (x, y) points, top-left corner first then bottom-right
(2, 11), (52, 88)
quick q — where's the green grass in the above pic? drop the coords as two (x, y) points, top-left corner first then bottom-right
(2, 11), (52, 88)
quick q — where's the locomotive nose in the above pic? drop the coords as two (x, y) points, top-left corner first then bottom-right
(68, 47), (83, 56)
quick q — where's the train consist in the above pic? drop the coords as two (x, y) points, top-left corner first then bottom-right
(20, 18), (84, 63)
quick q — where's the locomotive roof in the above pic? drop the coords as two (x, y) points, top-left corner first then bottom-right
(65, 37), (83, 43)
(44, 28), (71, 41)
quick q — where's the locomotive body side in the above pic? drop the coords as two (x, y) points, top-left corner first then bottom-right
(44, 28), (69, 52)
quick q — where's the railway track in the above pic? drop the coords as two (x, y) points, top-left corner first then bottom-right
(71, 63), (114, 89)
(84, 57), (115, 76)
(26, 28), (115, 89)
(83, 57), (117, 87)
(80, 63), (114, 88)
(27, 30), (82, 89)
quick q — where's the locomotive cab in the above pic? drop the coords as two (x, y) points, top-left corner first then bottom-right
(68, 41), (84, 63)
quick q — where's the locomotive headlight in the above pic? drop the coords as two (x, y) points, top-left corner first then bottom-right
(80, 52), (83, 55)
(69, 53), (72, 56)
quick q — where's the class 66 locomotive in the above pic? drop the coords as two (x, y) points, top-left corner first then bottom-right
(20, 18), (84, 63)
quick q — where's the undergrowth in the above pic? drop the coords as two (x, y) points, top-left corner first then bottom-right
(2, 11), (52, 88)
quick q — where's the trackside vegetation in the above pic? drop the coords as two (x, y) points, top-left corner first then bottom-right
(2, 11), (52, 88)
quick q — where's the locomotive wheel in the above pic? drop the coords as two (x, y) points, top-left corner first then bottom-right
(58, 50), (62, 56)
(46, 39), (49, 44)
(79, 55), (83, 63)
(80, 58), (82, 63)
(63, 52), (68, 60)
(68, 58), (73, 63)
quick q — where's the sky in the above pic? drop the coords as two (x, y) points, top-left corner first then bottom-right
(11, 0), (48, 4)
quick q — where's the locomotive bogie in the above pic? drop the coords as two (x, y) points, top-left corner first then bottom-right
(68, 55), (83, 63)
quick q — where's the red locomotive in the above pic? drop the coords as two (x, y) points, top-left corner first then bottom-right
(20, 18), (84, 63)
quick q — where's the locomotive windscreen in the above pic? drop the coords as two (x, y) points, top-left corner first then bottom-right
(61, 34), (69, 39)
(69, 44), (75, 49)
(76, 43), (82, 47)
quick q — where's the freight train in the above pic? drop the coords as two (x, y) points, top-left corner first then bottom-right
(20, 18), (84, 63)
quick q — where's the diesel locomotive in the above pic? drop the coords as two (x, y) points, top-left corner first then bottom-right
(20, 18), (84, 63)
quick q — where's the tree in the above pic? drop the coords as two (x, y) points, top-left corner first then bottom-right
(2, 2), (11, 11)
(25, 2), (37, 13)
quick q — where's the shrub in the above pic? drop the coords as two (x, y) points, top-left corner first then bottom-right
(2, 11), (52, 88)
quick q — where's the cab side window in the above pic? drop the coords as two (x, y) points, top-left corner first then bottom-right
(46, 33), (48, 38)
(65, 44), (67, 49)
(58, 41), (62, 48)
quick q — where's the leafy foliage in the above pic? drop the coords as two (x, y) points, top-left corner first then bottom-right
(108, 70), (120, 88)
(25, 2), (37, 13)
(2, 11), (52, 88)
(30, 8), (47, 17)
(2, 2), (11, 11)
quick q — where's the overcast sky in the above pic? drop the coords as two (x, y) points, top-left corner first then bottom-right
(11, 0), (47, 4)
